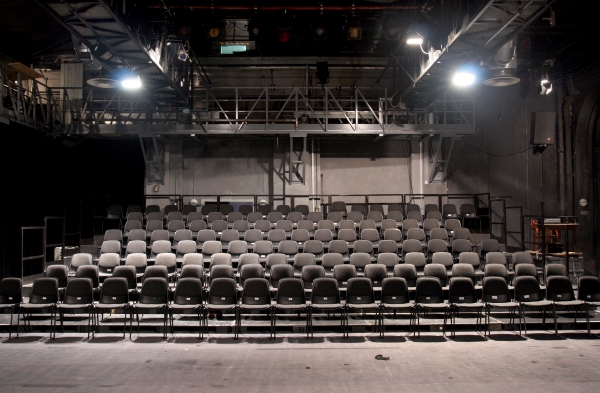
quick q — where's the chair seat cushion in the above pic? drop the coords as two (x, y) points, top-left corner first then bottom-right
(520, 300), (552, 307)
(311, 303), (343, 310)
(487, 301), (519, 308)
(554, 300), (585, 307)
(275, 304), (307, 311)
(134, 303), (167, 310)
(20, 303), (55, 309)
(418, 303), (448, 309)
(346, 303), (378, 310)
(453, 302), (484, 309)
(57, 304), (92, 310)
(95, 303), (128, 310)
(239, 304), (271, 311)
(169, 304), (201, 311)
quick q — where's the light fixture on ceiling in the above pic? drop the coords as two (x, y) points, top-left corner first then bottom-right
(453, 71), (476, 86)
(406, 35), (423, 45)
(121, 74), (142, 89)
(539, 78), (553, 95)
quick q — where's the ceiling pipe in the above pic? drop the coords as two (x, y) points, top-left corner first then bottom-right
(148, 5), (420, 11)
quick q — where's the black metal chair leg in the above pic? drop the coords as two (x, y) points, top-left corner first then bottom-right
(553, 303), (558, 336)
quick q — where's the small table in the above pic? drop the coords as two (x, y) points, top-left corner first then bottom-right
(533, 222), (580, 276)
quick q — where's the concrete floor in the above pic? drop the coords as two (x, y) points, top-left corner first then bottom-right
(1, 330), (600, 393)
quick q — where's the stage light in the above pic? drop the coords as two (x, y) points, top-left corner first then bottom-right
(347, 26), (361, 40)
(121, 75), (141, 89)
(406, 36), (424, 45)
(453, 71), (476, 86)
(177, 48), (189, 61)
(278, 31), (293, 43)
(208, 27), (221, 39)
(90, 42), (112, 61)
(539, 79), (553, 95)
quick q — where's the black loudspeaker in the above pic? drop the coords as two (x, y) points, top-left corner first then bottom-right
(531, 111), (556, 145)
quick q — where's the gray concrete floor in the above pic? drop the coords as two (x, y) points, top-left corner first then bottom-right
(1, 330), (600, 393)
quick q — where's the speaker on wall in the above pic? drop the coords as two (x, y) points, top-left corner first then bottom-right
(531, 111), (556, 145)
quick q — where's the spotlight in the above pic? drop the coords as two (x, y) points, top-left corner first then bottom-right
(313, 25), (327, 41)
(89, 42), (112, 61)
(178, 25), (193, 40)
(316, 61), (330, 85)
(347, 26), (361, 40)
(177, 48), (189, 61)
(278, 31), (293, 44)
(406, 35), (424, 45)
(539, 79), (553, 95)
(207, 26), (221, 39)
(453, 71), (476, 86)
(121, 75), (141, 89)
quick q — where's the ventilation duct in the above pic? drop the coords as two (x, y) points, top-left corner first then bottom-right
(483, 39), (520, 87)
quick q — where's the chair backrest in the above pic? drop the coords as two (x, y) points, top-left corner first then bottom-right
(424, 204), (439, 214)
(381, 277), (410, 304)
(458, 251), (480, 269)
(150, 240), (172, 258)
(267, 229), (286, 243)
(155, 253), (177, 274)
(167, 220), (186, 234)
(45, 265), (68, 288)
(415, 277), (444, 304)
(387, 211), (403, 223)
(347, 211), (364, 224)
(394, 264), (417, 287)
(0, 278), (22, 304)
(164, 205), (180, 216)
(485, 252), (507, 267)
(166, 211), (184, 223)
(143, 265), (169, 282)
(545, 263), (568, 281)
(424, 264), (448, 287)
(210, 220), (228, 234)
(241, 278), (271, 305)
(353, 240), (374, 255)
(75, 265), (100, 288)
(219, 204), (234, 215)
(427, 239), (448, 255)
(361, 228), (380, 243)
(107, 205), (123, 219)
(69, 253), (93, 273)
(442, 204), (458, 217)
(228, 240), (247, 258)
(426, 211), (443, 223)
(402, 219), (419, 234)
(209, 253), (232, 268)
(431, 252), (454, 269)
(301, 265), (326, 287)
(429, 228), (448, 242)
(247, 212), (263, 224)
(328, 211), (344, 224)
(243, 229), (262, 244)
(322, 253), (344, 271)
(293, 253), (316, 273)
(377, 252), (398, 271)
(253, 240), (273, 256)
(227, 212), (243, 224)
(359, 219), (376, 232)
(333, 264), (357, 286)
(127, 229), (147, 243)
(314, 228), (333, 243)
(29, 278), (59, 304)
(276, 220), (293, 233)
(112, 266), (137, 290)
(448, 277), (477, 304)
(484, 264), (508, 283)
(220, 229), (240, 243)
(146, 213), (163, 224)
(99, 277), (129, 304)
(546, 276), (576, 301)
(403, 253), (426, 274)
(125, 240), (147, 256)
(378, 240), (398, 255)
(303, 240), (324, 256)
(182, 253), (204, 267)
(124, 219), (142, 233)
(239, 205), (253, 216)
(270, 264), (294, 288)
(267, 211), (283, 224)
(181, 204), (197, 216)
(318, 220), (335, 232)
(364, 264), (387, 286)
(149, 228), (169, 244)
(209, 265), (235, 281)
(139, 277), (169, 304)
(254, 220), (271, 233)
(346, 278), (375, 304)
(207, 211), (224, 223)
(125, 253), (148, 274)
(208, 278), (237, 305)
(173, 278), (203, 305)
(369, 204), (384, 214)
(201, 204), (218, 215)
(311, 278), (341, 304)
(176, 240), (197, 258)
(406, 204), (421, 214)
(257, 204), (271, 216)
(444, 219), (461, 232)
(578, 276), (600, 302)
(239, 264), (265, 287)
(297, 220), (315, 233)
(100, 240), (121, 256)
(514, 276), (545, 302)
(513, 251), (534, 266)
(238, 253), (260, 268)
(451, 263), (476, 286)
(328, 240), (349, 256)
(276, 278), (305, 305)
(453, 228), (471, 241)
(145, 205), (160, 215)
(452, 239), (472, 256)
(202, 241), (223, 257)
(180, 265), (204, 281)
(351, 204), (367, 215)
(366, 211), (383, 223)
(482, 276), (511, 303)
(349, 252), (371, 273)
(330, 201), (347, 214)
(307, 212), (323, 223)
(406, 211), (422, 222)
(287, 212), (303, 224)
(294, 205), (309, 216)
(480, 239), (500, 255)
(402, 239), (423, 255)
(337, 229), (356, 243)
(97, 253), (120, 276)
(407, 228), (426, 242)
(291, 229), (310, 243)
(460, 203), (477, 216)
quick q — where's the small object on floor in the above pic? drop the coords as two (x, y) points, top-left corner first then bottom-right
(375, 354), (390, 361)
